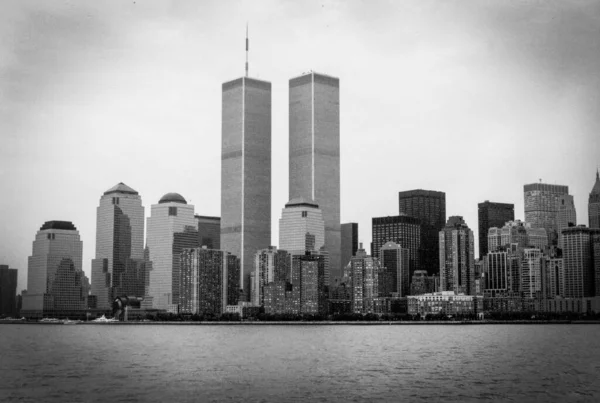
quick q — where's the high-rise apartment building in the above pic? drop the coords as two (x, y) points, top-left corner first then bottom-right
(556, 195), (577, 248)
(477, 201), (514, 258)
(0, 265), (18, 317)
(521, 248), (544, 299)
(146, 193), (196, 311)
(562, 226), (600, 298)
(524, 182), (569, 245)
(291, 252), (328, 315)
(221, 76), (272, 297)
(544, 256), (564, 298)
(350, 245), (380, 314)
(289, 72), (341, 279)
(410, 270), (436, 296)
(371, 215), (420, 278)
(91, 183), (145, 310)
(251, 247), (291, 306)
(195, 215), (220, 250)
(439, 216), (475, 295)
(379, 241), (410, 297)
(22, 221), (88, 318)
(589, 170), (600, 229)
(179, 247), (237, 316)
(398, 189), (446, 275)
(340, 223), (358, 271)
(279, 198), (325, 256)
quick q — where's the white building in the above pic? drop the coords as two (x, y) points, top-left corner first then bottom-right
(279, 198), (325, 256)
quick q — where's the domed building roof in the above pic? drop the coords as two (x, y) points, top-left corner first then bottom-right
(158, 192), (187, 204)
(40, 221), (77, 231)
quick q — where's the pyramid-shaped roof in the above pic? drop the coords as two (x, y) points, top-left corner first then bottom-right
(103, 182), (138, 196)
(592, 170), (600, 195)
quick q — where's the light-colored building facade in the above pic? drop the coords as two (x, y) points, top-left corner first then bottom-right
(439, 216), (475, 295)
(408, 291), (478, 317)
(524, 182), (570, 246)
(279, 198), (325, 256)
(91, 183), (145, 310)
(221, 77), (272, 297)
(146, 193), (196, 312)
(251, 247), (290, 307)
(521, 248), (544, 299)
(22, 221), (88, 318)
(289, 72), (341, 279)
(556, 195), (577, 248)
(350, 245), (380, 314)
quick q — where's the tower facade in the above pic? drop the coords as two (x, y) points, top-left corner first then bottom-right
(589, 170), (600, 229)
(279, 198), (325, 256)
(398, 189), (446, 275)
(221, 77), (272, 296)
(477, 201), (514, 259)
(556, 194), (577, 248)
(371, 215), (420, 278)
(439, 216), (475, 295)
(195, 215), (221, 250)
(524, 182), (569, 245)
(146, 193), (196, 311)
(22, 221), (88, 318)
(561, 226), (600, 298)
(0, 265), (18, 317)
(340, 223), (358, 272)
(379, 241), (410, 297)
(289, 72), (341, 279)
(91, 183), (145, 310)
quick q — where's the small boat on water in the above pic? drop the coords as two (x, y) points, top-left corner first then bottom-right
(92, 315), (119, 323)
(40, 318), (62, 323)
(62, 319), (81, 325)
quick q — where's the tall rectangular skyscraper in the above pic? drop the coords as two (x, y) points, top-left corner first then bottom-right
(477, 201), (514, 259)
(221, 77), (272, 296)
(524, 182), (569, 245)
(289, 72), (340, 279)
(341, 223), (358, 271)
(398, 189), (446, 275)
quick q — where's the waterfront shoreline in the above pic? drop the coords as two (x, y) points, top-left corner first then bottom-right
(2, 320), (599, 325)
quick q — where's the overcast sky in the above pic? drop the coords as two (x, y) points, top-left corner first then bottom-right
(1, 0), (599, 291)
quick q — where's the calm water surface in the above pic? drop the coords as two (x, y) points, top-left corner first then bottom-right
(1, 324), (599, 402)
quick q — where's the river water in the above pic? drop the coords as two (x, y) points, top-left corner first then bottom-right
(1, 324), (599, 402)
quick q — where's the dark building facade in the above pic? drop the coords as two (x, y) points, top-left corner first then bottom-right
(0, 265), (18, 317)
(196, 215), (221, 249)
(372, 215), (421, 279)
(172, 226), (200, 306)
(398, 189), (446, 275)
(589, 170), (600, 229)
(477, 201), (515, 259)
(340, 223), (358, 271)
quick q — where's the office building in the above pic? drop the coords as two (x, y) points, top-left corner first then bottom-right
(221, 76), (272, 297)
(146, 193), (196, 311)
(439, 216), (475, 295)
(524, 182), (570, 245)
(372, 215), (421, 278)
(251, 247), (291, 306)
(562, 226), (600, 298)
(556, 195), (577, 248)
(289, 72), (341, 278)
(477, 201), (514, 258)
(91, 183), (145, 310)
(350, 244), (380, 314)
(488, 220), (548, 252)
(340, 223), (358, 271)
(379, 241), (410, 297)
(544, 256), (563, 298)
(279, 198), (325, 256)
(521, 248), (544, 299)
(589, 170), (600, 229)
(0, 265), (18, 317)
(410, 270), (436, 296)
(398, 189), (446, 275)
(22, 221), (88, 318)
(179, 247), (236, 316)
(291, 252), (328, 315)
(484, 251), (509, 297)
(195, 215), (220, 249)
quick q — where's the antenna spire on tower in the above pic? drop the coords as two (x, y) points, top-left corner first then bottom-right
(245, 23), (249, 77)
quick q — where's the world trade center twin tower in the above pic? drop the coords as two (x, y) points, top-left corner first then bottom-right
(221, 72), (340, 293)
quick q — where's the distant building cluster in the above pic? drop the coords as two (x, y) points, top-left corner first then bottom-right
(4, 68), (600, 321)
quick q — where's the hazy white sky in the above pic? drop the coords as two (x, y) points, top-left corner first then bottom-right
(1, 0), (599, 291)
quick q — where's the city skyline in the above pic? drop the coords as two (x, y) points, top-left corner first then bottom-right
(2, 1), (600, 292)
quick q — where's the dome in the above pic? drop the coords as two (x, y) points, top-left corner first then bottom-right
(158, 193), (187, 204)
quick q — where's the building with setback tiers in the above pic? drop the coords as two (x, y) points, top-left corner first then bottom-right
(289, 72), (341, 279)
(146, 193), (196, 312)
(398, 189), (446, 276)
(589, 170), (600, 229)
(477, 201), (514, 259)
(0, 265), (18, 317)
(439, 216), (475, 295)
(221, 76), (272, 298)
(372, 215), (420, 279)
(91, 183), (146, 310)
(22, 221), (89, 318)
(524, 182), (569, 246)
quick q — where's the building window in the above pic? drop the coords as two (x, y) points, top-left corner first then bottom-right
(169, 207), (177, 216)
(302, 211), (308, 218)
(112, 197), (120, 205)
(47, 234), (51, 240)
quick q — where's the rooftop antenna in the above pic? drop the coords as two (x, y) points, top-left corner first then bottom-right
(245, 23), (249, 77)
